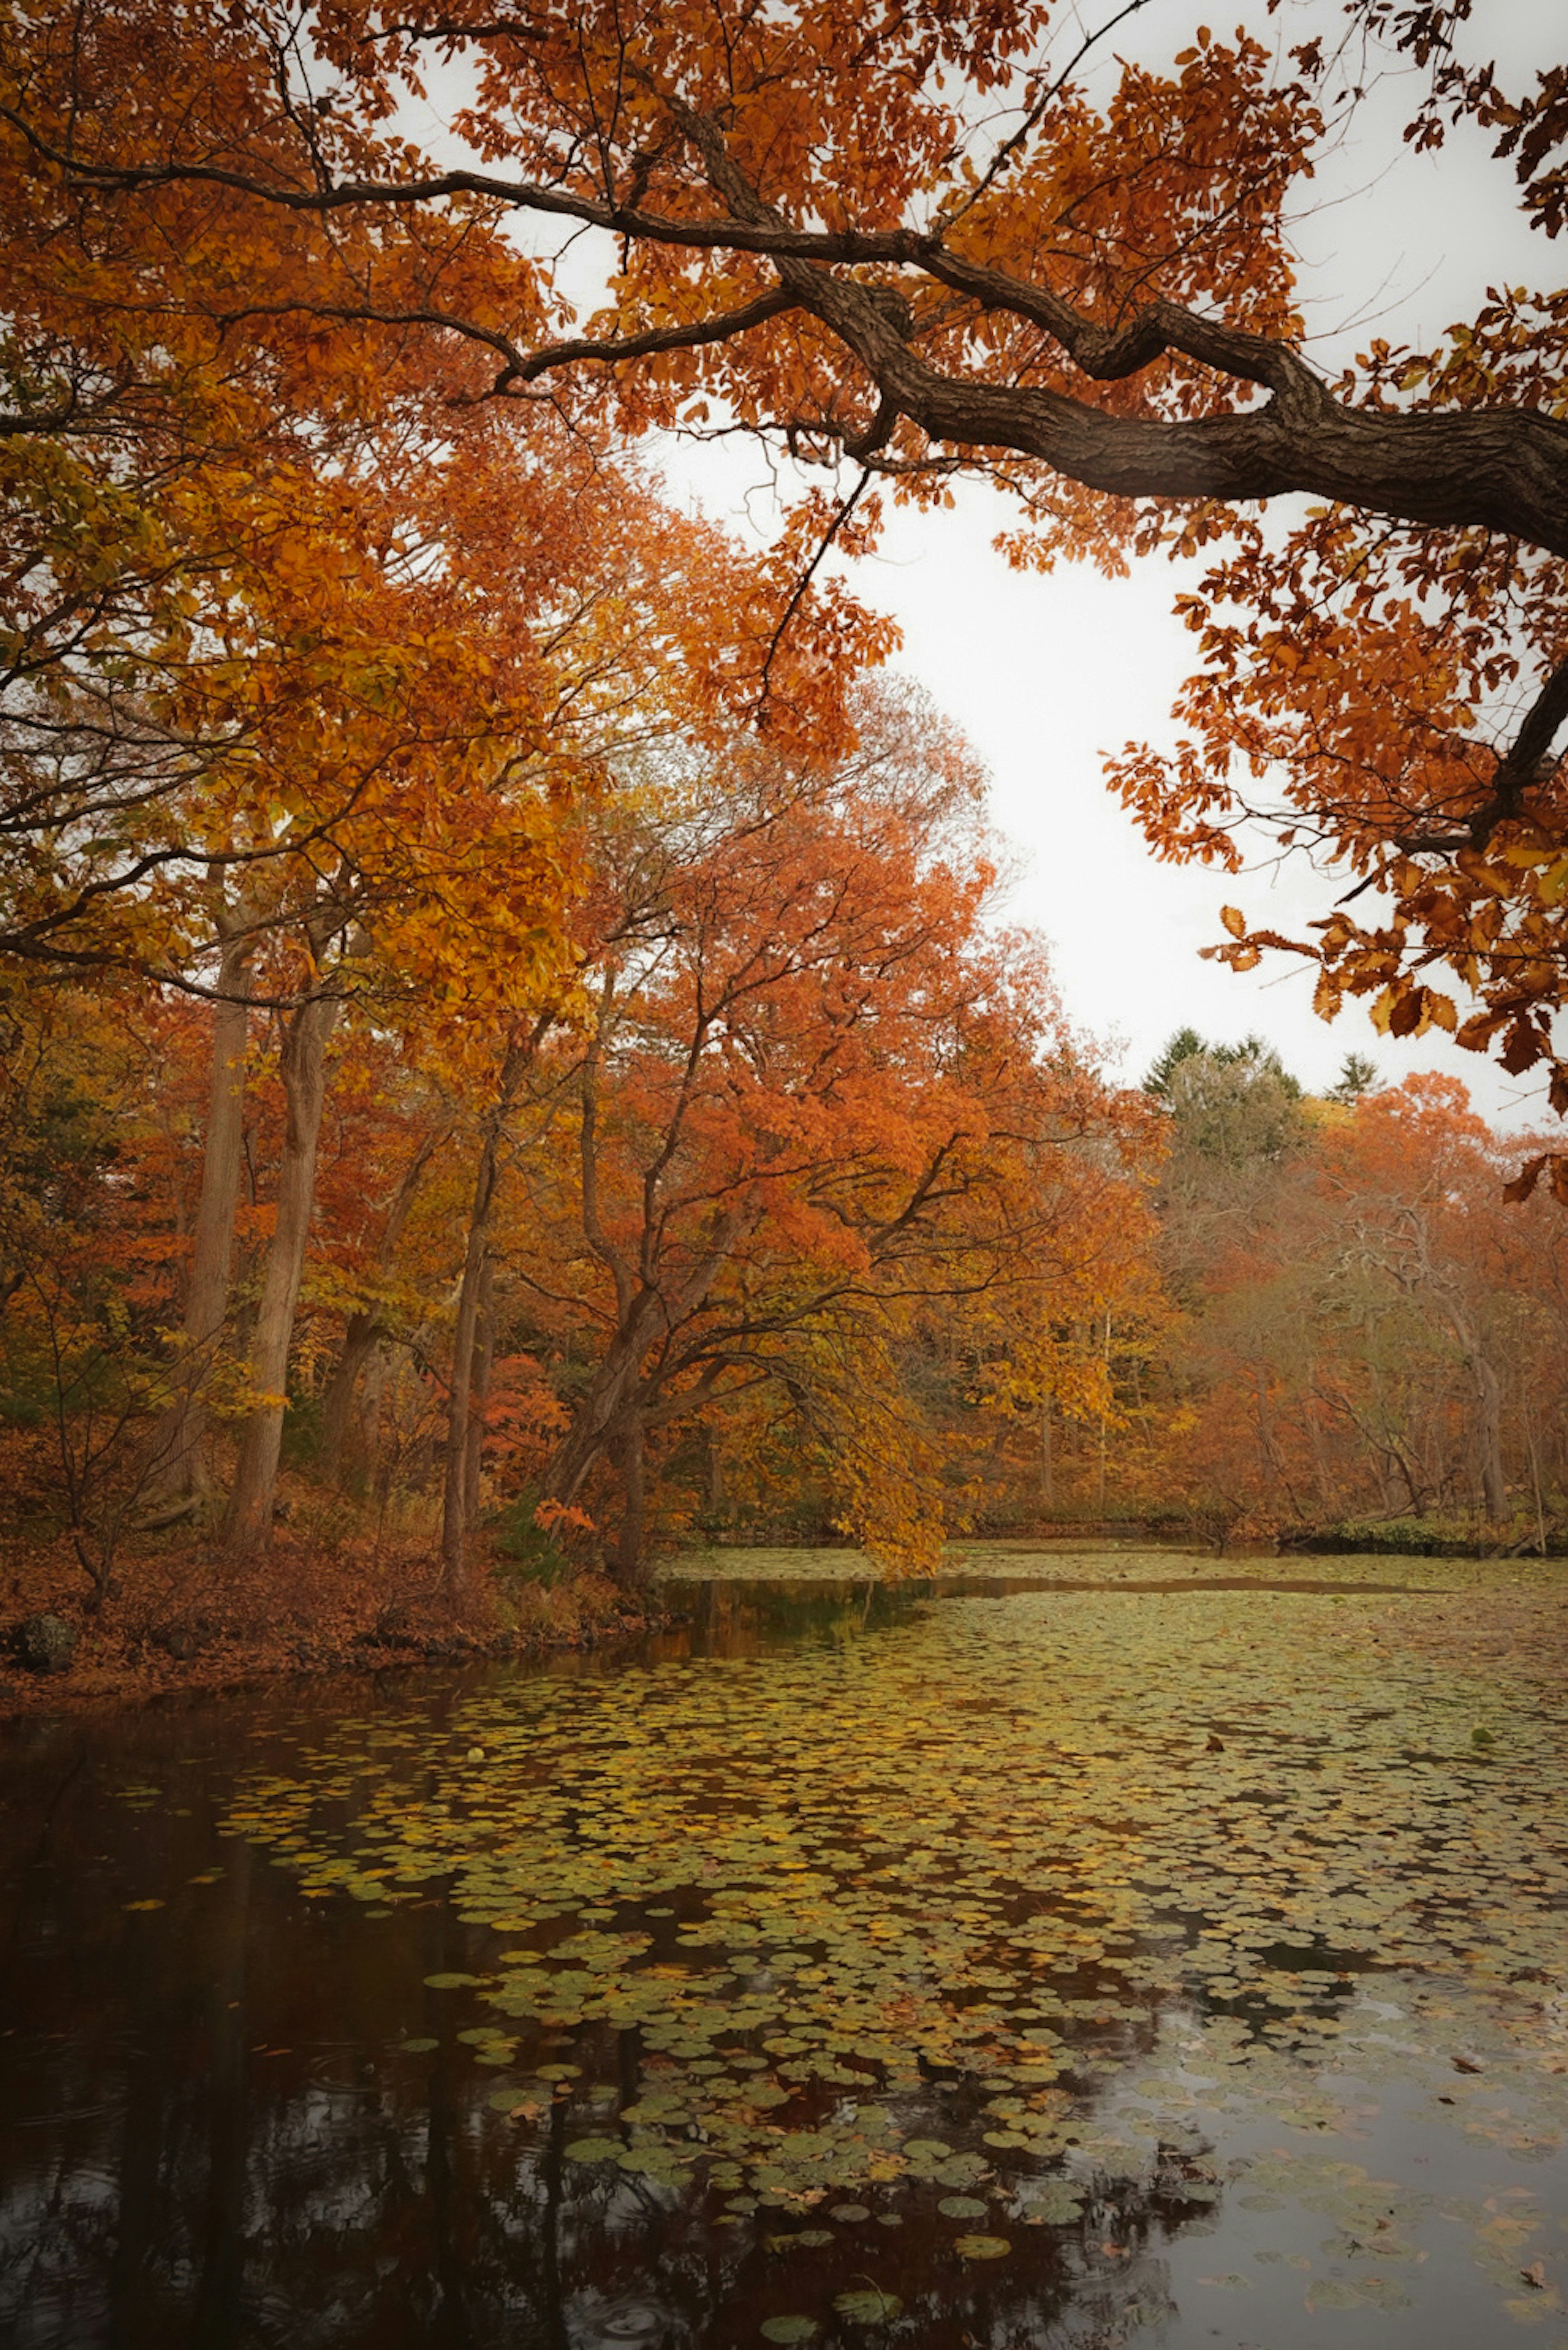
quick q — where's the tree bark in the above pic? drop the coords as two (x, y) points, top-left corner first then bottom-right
(150, 916), (251, 1503)
(225, 982), (343, 1560)
(102, 130), (1568, 557)
(439, 1024), (543, 1597)
(1470, 1347), (1508, 1525)
(543, 1322), (657, 1512)
(318, 1126), (442, 1482)
(463, 1249), (494, 1536)
(609, 1411), (647, 1587)
(438, 1195), (494, 1598)
(318, 1309), (382, 1485)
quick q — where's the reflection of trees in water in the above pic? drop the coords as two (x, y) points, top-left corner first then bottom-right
(0, 1696), (1226, 2350)
(3, 1926), (1211, 2344)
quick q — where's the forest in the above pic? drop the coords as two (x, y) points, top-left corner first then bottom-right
(9, 16), (1568, 2348)
(6, 0), (1568, 1687)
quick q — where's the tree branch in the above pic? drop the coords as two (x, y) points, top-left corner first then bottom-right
(1394, 651), (1568, 852)
(20, 97), (1568, 553)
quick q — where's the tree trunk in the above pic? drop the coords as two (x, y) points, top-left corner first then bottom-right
(439, 1028), (541, 1596)
(1471, 1349), (1508, 1524)
(225, 985), (342, 1560)
(151, 920), (251, 1502)
(463, 1251), (494, 1535)
(318, 1309), (381, 1483)
(610, 1411), (647, 1586)
(544, 1322), (655, 1509)
(318, 1127), (442, 1482)
(439, 1207), (493, 1598)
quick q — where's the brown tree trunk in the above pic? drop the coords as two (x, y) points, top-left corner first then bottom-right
(1471, 1349), (1508, 1524)
(439, 1200), (494, 1598)
(463, 1251), (494, 1536)
(439, 1024), (543, 1597)
(610, 1411), (647, 1586)
(540, 1019), (747, 1583)
(151, 919), (252, 1504)
(318, 1309), (381, 1483)
(225, 983), (342, 1560)
(318, 1126), (443, 1482)
(1432, 1286), (1507, 1524)
(543, 1321), (656, 1511)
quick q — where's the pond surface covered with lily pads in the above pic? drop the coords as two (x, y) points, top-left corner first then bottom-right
(3, 1544), (1568, 2349)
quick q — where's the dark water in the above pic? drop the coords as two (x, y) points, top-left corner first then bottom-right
(2, 1562), (1565, 2349)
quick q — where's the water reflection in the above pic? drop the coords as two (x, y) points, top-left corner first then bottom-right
(1, 1800), (1185, 2345)
(3, 1559), (1566, 2348)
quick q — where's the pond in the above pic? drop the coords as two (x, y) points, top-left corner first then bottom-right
(3, 1544), (1566, 2348)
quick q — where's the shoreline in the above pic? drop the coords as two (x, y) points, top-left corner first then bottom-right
(0, 1599), (668, 1724)
(6, 1517), (1563, 1723)
(0, 1530), (664, 1723)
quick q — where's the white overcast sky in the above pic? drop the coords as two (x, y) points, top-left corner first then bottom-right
(398, 0), (1559, 1120)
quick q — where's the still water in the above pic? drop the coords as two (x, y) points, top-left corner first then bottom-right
(2, 1547), (1566, 2348)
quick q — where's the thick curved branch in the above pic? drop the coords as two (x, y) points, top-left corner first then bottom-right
(22, 98), (1568, 553)
(771, 258), (1568, 555)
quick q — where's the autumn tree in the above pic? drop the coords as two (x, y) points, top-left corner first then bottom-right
(483, 683), (1159, 1580)
(1139, 1052), (1568, 1534)
(13, 0), (1568, 1113)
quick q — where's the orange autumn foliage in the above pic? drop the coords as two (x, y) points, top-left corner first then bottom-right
(10, 1), (1568, 1108)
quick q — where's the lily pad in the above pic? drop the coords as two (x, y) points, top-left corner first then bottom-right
(833, 2288), (903, 2323)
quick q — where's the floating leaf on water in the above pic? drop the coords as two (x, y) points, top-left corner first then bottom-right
(423, 1973), (484, 1990)
(833, 2289), (903, 2323)
(1305, 2280), (1364, 2310)
(759, 2321), (817, 2345)
(399, 2038), (439, 2055)
(953, 2235), (1011, 2260)
(122, 1899), (165, 1912)
(564, 2137), (626, 2163)
(215, 1545), (1568, 2318)
(1018, 2180), (1084, 2225)
(932, 2155), (991, 2189)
